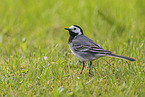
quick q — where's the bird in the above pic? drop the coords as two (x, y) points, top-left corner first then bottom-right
(64, 25), (135, 74)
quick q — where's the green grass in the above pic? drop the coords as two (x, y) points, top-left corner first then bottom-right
(0, 0), (145, 96)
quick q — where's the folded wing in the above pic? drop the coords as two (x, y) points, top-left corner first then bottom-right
(73, 44), (111, 55)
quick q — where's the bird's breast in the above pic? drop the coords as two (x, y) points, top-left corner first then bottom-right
(69, 43), (86, 61)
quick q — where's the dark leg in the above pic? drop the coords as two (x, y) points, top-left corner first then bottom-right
(89, 61), (92, 74)
(80, 61), (85, 74)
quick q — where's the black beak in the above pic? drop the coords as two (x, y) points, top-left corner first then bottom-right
(64, 28), (70, 30)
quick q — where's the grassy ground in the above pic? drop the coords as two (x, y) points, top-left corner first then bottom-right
(0, 0), (145, 96)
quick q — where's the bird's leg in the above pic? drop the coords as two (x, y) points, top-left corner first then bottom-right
(80, 61), (85, 74)
(89, 61), (92, 74)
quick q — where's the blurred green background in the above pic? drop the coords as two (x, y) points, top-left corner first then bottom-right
(0, 0), (145, 96)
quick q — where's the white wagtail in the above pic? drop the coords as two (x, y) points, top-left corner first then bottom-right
(64, 25), (135, 74)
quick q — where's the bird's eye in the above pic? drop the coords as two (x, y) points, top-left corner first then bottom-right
(74, 28), (76, 30)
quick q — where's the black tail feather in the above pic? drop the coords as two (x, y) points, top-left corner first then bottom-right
(107, 54), (135, 61)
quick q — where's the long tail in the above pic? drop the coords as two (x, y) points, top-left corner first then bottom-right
(107, 53), (135, 61)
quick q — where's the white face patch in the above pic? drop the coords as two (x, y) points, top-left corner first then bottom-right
(69, 25), (82, 35)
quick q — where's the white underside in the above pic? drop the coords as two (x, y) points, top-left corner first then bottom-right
(69, 44), (86, 61)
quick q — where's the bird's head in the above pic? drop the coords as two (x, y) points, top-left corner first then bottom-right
(64, 25), (83, 37)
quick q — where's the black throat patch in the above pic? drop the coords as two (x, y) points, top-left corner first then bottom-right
(68, 30), (78, 43)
